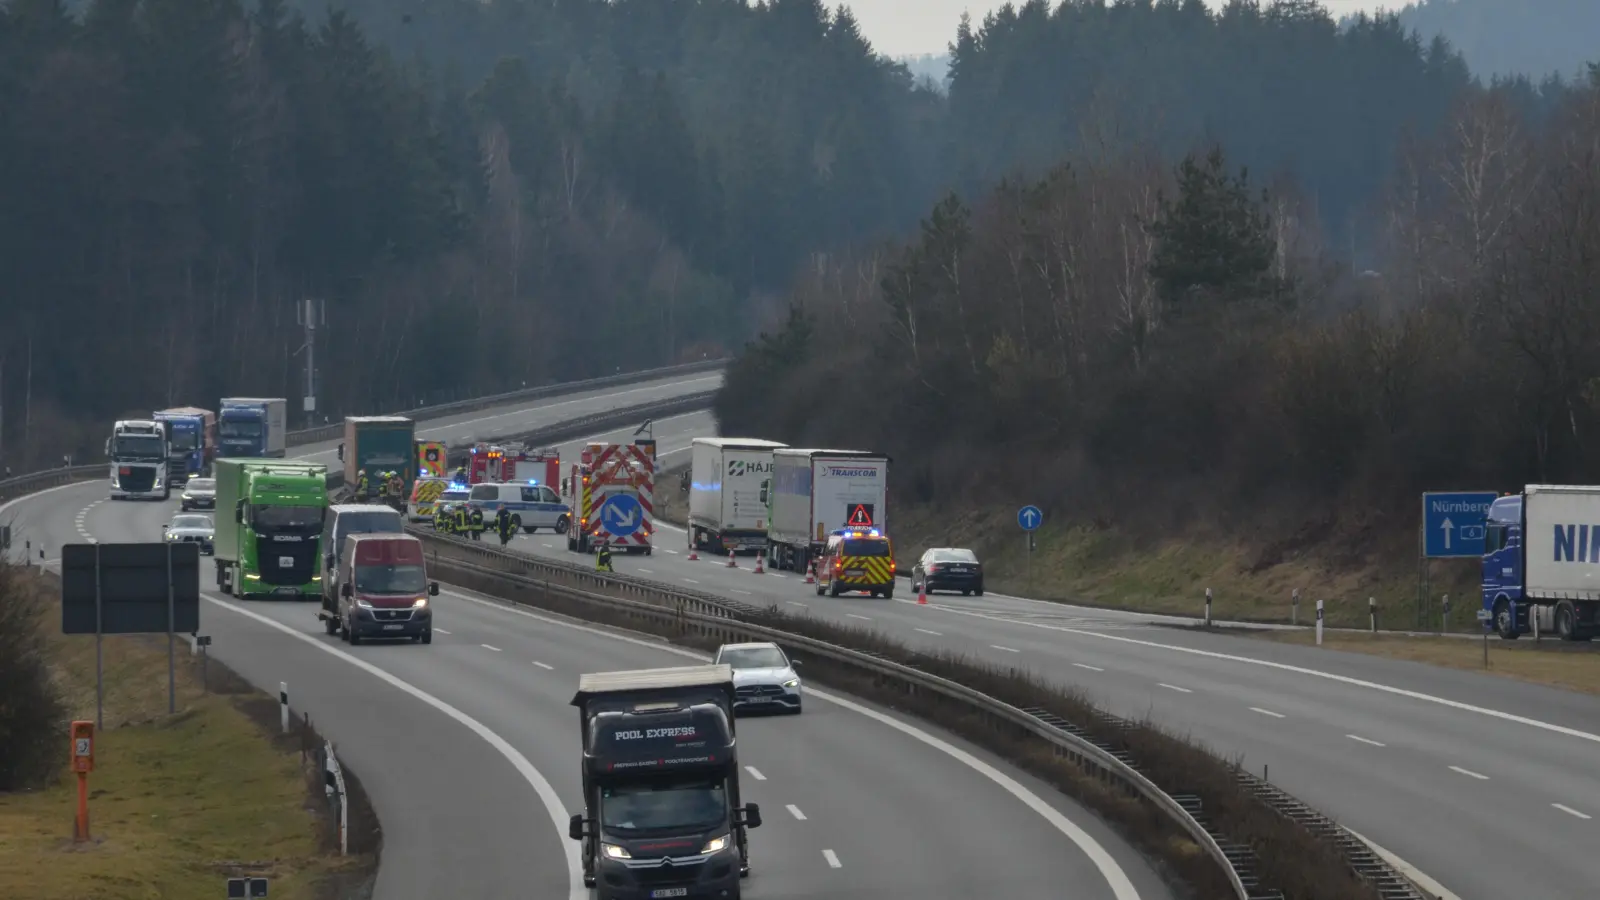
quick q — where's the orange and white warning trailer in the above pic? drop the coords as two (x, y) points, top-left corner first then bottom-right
(564, 442), (654, 555)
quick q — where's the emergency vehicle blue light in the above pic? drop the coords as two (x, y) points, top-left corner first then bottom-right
(449, 482), (468, 491)
(527, 479), (539, 485)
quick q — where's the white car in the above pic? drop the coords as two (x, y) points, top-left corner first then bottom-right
(713, 641), (803, 715)
(164, 513), (215, 555)
(466, 482), (570, 534)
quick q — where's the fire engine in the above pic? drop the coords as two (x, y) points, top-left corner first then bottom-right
(467, 444), (561, 487)
(564, 442), (654, 555)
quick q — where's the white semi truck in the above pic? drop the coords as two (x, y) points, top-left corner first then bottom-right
(106, 419), (171, 500)
(1483, 484), (1600, 641)
(687, 437), (787, 555)
(764, 449), (889, 572)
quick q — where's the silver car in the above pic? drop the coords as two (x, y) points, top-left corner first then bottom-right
(180, 477), (216, 511)
(164, 513), (215, 555)
(714, 641), (803, 715)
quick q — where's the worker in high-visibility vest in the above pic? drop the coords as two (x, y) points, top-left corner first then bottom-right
(454, 503), (470, 535)
(469, 506), (485, 540)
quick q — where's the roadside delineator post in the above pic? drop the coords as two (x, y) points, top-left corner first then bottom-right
(1369, 596), (1378, 633)
(726, 551), (737, 568)
(1315, 599), (1324, 646)
(1291, 588), (1300, 626)
(280, 682), (290, 734)
(1204, 588), (1213, 627)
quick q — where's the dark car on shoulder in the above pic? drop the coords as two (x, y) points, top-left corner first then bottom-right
(911, 548), (984, 596)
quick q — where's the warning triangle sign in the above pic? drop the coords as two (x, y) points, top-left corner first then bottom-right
(846, 504), (874, 527)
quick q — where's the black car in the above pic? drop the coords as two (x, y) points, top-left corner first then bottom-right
(911, 547), (984, 596)
(180, 477), (217, 511)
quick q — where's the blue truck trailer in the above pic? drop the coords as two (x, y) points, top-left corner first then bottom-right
(153, 407), (216, 484)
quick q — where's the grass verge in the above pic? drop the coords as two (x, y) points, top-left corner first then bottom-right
(1249, 628), (1600, 696)
(433, 551), (1383, 900)
(0, 568), (379, 900)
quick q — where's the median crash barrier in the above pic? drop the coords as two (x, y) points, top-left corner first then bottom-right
(413, 531), (1428, 900)
(0, 359), (727, 493)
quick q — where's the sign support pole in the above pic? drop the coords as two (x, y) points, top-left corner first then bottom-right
(167, 542), (176, 714)
(94, 543), (103, 730)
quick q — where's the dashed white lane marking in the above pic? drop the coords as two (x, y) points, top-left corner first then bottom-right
(682, 578), (700, 585)
(786, 601), (808, 608)
(481, 644), (502, 652)
(822, 849), (842, 868)
(1347, 734), (1386, 747)
(992, 645), (1020, 653)
(744, 766), (766, 781)
(662, 548), (679, 555)
(786, 804), (807, 821)
(915, 628), (943, 636)
(847, 614), (872, 621)
(1157, 683), (1192, 693)
(732, 589), (753, 596)
(637, 568), (654, 574)
(1552, 803), (1591, 820)
(532, 661), (554, 670)
(1448, 765), (1489, 780)
(434, 629), (452, 635)
(1074, 663), (1104, 672)
(1250, 707), (1286, 719)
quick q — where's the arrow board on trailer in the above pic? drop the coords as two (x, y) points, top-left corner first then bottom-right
(598, 494), (643, 536)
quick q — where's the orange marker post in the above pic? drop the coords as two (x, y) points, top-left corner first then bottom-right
(70, 720), (95, 841)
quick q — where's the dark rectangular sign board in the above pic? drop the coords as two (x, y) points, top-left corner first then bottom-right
(61, 543), (201, 635)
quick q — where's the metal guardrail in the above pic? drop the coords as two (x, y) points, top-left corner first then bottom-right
(412, 532), (1257, 896)
(317, 739), (350, 856)
(0, 362), (726, 503)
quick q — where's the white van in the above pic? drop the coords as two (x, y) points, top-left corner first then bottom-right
(467, 482), (570, 534)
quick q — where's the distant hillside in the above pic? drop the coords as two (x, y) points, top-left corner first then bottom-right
(1386, 0), (1599, 80)
(898, 52), (951, 91)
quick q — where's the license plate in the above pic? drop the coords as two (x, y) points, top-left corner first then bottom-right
(278, 556), (294, 567)
(274, 587), (298, 595)
(382, 624), (404, 631)
(845, 569), (865, 577)
(746, 696), (772, 704)
(650, 889), (689, 898)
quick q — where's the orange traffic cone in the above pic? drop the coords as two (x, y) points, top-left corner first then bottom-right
(726, 551), (737, 568)
(753, 554), (764, 574)
(803, 560), (815, 584)
(688, 544), (698, 561)
(917, 582), (927, 605)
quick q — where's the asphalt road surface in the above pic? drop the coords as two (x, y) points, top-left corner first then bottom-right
(484, 411), (1600, 900)
(4, 386), (1172, 900)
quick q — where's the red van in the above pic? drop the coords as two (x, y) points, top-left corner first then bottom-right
(331, 533), (438, 644)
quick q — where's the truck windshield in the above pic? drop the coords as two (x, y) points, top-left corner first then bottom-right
(252, 505), (324, 532)
(601, 779), (726, 835)
(166, 428), (199, 451)
(111, 435), (166, 459)
(220, 419), (262, 438)
(355, 563), (426, 595)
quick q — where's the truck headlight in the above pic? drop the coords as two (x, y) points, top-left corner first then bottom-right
(700, 834), (730, 854)
(601, 843), (631, 859)
(412, 597), (428, 608)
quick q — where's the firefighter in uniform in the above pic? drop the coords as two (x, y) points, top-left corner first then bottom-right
(469, 504), (485, 540)
(434, 501), (452, 533)
(454, 501), (470, 536)
(453, 465), (469, 485)
(596, 538), (614, 573)
(388, 471), (404, 508)
(495, 504), (514, 547)
(356, 471), (370, 502)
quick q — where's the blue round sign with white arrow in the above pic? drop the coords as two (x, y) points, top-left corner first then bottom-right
(598, 494), (644, 537)
(1017, 505), (1043, 532)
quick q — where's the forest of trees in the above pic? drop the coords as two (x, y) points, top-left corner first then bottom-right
(1391, 0), (1600, 81)
(717, 68), (1600, 539)
(1, 0), (1589, 471)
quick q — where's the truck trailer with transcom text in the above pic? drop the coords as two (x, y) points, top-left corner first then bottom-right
(765, 449), (889, 573)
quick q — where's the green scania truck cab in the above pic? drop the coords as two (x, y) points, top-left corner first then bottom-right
(214, 458), (329, 599)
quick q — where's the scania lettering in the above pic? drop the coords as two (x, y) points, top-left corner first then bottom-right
(1483, 484), (1600, 641)
(218, 398), (287, 458)
(213, 458), (328, 600)
(107, 420), (172, 500)
(688, 438), (787, 555)
(765, 448), (890, 573)
(568, 665), (760, 900)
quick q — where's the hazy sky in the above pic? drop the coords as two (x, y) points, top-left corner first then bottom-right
(848, 0), (1392, 57)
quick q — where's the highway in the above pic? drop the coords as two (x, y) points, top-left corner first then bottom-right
(3, 382), (1173, 900)
(488, 410), (1600, 900)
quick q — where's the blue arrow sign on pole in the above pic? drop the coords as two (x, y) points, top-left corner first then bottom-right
(1017, 505), (1043, 532)
(1421, 491), (1498, 558)
(598, 494), (643, 537)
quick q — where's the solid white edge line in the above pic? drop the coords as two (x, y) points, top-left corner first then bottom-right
(440, 587), (1144, 900)
(1551, 803), (1591, 820)
(203, 594), (585, 900)
(1341, 826), (1463, 900)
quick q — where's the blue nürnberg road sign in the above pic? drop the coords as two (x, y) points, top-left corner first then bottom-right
(599, 494), (643, 537)
(1421, 491), (1498, 558)
(1017, 505), (1043, 532)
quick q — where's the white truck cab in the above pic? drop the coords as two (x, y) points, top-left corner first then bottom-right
(107, 420), (171, 500)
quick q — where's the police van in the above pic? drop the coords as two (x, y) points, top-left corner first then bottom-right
(467, 482), (570, 534)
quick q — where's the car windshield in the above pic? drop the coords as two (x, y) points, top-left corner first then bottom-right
(171, 515), (212, 530)
(930, 549), (978, 563)
(842, 539), (890, 557)
(251, 504), (323, 532)
(354, 563), (426, 595)
(718, 646), (787, 669)
(441, 491), (469, 502)
(111, 435), (166, 459)
(219, 419), (262, 438)
(338, 511), (403, 538)
(186, 479), (216, 492)
(600, 779), (726, 835)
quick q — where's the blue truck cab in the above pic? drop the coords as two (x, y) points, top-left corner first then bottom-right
(1482, 485), (1600, 641)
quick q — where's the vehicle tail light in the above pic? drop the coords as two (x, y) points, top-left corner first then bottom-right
(835, 559), (842, 571)
(926, 564), (940, 573)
